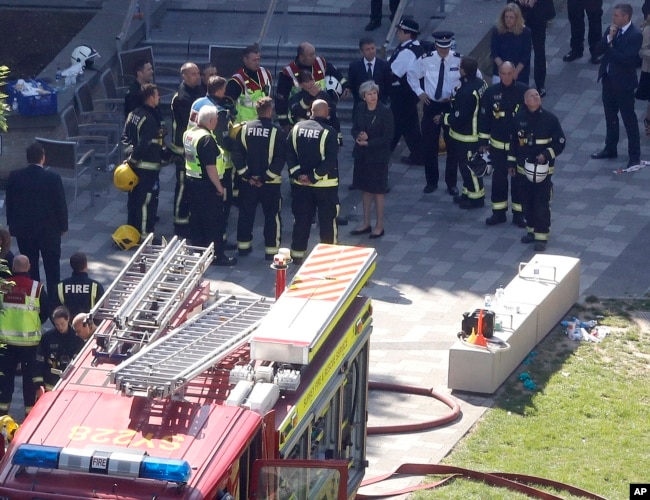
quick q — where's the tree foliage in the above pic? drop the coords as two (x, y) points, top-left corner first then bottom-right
(0, 65), (9, 132)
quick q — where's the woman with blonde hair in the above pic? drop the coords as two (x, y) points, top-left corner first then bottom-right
(490, 3), (532, 85)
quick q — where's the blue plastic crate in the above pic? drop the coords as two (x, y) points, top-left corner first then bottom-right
(7, 79), (58, 116)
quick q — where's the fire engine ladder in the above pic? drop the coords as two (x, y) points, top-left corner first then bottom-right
(90, 234), (215, 360)
(109, 295), (272, 400)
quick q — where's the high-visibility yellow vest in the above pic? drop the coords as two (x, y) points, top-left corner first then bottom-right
(183, 127), (226, 179)
(0, 280), (42, 347)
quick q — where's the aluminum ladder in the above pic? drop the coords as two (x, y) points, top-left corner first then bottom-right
(110, 295), (272, 399)
(91, 234), (215, 360)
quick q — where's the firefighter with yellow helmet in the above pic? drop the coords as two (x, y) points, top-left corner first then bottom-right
(121, 84), (169, 243)
(183, 105), (237, 266)
(508, 88), (566, 252)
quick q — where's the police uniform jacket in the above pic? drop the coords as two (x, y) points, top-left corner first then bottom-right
(34, 326), (84, 389)
(389, 40), (423, 88)
(407, 50), (462, 101)
(443, 76), (488, 143)
(232, 117), (286, 183)
(276, 57), (346, 127)
(122, 104), (164, 170)
(54, 271), (105, 319)
(478, 81), (528, 149)
(286, 117), (339, 186)
(508, 107), (566, 170)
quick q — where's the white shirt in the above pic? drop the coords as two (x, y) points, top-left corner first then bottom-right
(390, 40), (421, 79)
(407, 50), (462, 101)
(364, 57), (376, 76)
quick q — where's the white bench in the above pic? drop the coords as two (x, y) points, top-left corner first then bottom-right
(448, 254), (580, 394)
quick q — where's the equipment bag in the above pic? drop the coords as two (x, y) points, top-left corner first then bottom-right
(461, 309), (495, 339)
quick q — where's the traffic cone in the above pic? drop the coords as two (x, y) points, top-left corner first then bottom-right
(474, 309), (488, 347)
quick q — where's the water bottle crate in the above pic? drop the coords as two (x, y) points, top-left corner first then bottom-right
(7, 79), (58, 116)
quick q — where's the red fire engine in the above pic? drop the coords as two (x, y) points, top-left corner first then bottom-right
(0, 235), (377, 499)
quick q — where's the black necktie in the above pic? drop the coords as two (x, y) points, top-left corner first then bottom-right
(434, 58), (445, 100)
(367, 62), (373, 80)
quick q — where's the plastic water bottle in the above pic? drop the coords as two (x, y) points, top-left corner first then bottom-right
(12, 98), (18, 112)
(495, 285), (505, 306)
(484, 294), (492, 309)
(533, 260), (540, 281)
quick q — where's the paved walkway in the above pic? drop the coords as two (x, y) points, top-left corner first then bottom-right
(3, 0), (650, 497)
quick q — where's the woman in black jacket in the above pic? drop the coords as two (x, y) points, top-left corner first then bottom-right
(349, 81), (394, 239)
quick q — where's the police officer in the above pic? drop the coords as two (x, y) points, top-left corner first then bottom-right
(34, 306), (84, 392)
(183, 105), (237, 266)
(54, 251), (105, 318)
(509, 88), (566, 251)
(122, 84), (169, 241)
(478, 61), (528, 226)
(276, 41), (348, 132)
(170, 62), (203, 239)
(286, 99), (340, 264)
(389, 18), (424, 165)
(190, 76), (238, 250)
(443, 57), (488, 209)
(226, 43), (273, 125)
(407, 31), (462, 194)
(231, 97), (286, 261)
(0, 255), (49, 417)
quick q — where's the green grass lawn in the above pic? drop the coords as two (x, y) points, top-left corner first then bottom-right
(413, 299), (650, 499)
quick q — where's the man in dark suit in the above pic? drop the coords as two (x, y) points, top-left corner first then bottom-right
(6, 142), (68, 300)
(348, 37), (392, 108)
(591, 3), (642, 168)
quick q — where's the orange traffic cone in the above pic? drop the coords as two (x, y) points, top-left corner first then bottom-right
(474, 309), (488, 347)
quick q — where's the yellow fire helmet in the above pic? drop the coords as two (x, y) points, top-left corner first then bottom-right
(113, 162), (139, 192)
(111, 225), (141, 250)
(228, 121), (243, 140)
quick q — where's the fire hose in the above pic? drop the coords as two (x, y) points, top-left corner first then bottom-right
(358, 382), (606, 500)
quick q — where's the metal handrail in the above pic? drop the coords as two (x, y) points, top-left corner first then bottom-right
(116, 0), (140, 52)
(257, 0), (279, 45)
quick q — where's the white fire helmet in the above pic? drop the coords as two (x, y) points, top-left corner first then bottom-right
(524, 159), (550, 183)
(71, 45), (100, 69)
(325, 75), (343, 100)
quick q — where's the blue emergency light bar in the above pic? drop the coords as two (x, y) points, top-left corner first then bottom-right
(12, 444), (192, 484)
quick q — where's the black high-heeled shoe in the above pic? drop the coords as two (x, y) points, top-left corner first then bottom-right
(350, 226), (371, 235)
(369, 230), (384, 239)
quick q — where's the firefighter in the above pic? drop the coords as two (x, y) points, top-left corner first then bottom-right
(231, 97), (286, 261)
(124, 59), (154, 118)
(122, 84), (170, 242)
(478, 61), (528, 226)
(189, 76), (238, 251)
(288, 70), (341, 144)
(225, 43), (273, 125)
(286, 99), (340, 264)
(183, 105), (237, 266)
(72, 313), (97, 341)
(54, 251), (105, 318)
(275, 41), (348, 132)
(34, 306), (84, 392)
(443, 57), (488, 209)
(0, 255), (49, 417)
(509, 88), (566, 251)
(170, 62), (203, 238)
